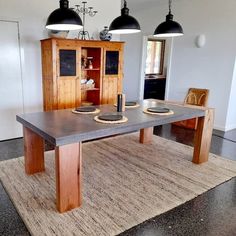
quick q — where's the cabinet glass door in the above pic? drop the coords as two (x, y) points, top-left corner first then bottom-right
(105, 51), (119, 75)
(59, 49), (76, 76)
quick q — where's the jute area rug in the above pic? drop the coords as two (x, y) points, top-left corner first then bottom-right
(1, 133), (236, 236)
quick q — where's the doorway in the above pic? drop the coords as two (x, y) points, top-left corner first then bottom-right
(140, 37), (169, 101)
(0, 20), (24, 141)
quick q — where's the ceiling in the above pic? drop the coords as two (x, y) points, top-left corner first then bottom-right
(128, 0), (158, 4)
(127, 0), (164, 12)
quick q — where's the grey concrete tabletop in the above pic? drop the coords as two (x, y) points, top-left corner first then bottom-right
(16, 100), (205, 146)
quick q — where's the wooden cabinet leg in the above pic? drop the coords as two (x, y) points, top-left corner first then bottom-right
(23, 126), (45, 175)
(55, 142), (82, 213)
(192, 109), (214, 164)
(140, 127), (153, 144)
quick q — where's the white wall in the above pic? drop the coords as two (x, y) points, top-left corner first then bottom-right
(226, 57), (236, 131)
(0, 0), (121, 113)
(122, 0), (236, 131)
(122, 33), (143, 100)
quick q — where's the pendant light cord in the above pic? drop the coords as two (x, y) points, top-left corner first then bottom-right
(169, 0), (172, 14)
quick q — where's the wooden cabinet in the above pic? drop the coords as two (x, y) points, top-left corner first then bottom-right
(144, 78), (166, 100)
(41, 38), (124, 111)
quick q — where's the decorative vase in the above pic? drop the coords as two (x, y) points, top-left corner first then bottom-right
(48, 30), (69, 39)
(87, 57), (93, 69)
(99, 26), (112, 41)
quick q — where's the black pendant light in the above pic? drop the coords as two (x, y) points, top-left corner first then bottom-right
(46, 0), (83, 31)
(109, 0), (141, 34)
(154, 0), (183, 37)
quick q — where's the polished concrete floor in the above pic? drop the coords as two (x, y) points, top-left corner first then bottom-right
(0, 125), (236, 236)
(119, 125), (236, 236)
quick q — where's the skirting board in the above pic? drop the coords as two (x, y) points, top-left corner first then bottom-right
(214, 124), (236, 132)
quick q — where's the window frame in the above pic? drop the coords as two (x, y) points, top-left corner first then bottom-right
(145, 39), (166, 76)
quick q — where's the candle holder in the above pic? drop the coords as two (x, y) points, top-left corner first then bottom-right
(74, 1), (98, 40)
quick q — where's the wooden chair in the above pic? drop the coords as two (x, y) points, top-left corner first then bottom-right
(172, 88), (209, 129)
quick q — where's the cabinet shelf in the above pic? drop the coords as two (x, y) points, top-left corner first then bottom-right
(82, 68), (100, 71)
(81, 87), (100, 91)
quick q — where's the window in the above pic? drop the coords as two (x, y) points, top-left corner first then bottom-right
(145, 39), (165, 76)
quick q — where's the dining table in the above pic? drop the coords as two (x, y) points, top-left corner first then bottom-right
(16, 99), (214, 213)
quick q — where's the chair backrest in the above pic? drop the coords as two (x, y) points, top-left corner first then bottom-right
(184, 88), (209, 107)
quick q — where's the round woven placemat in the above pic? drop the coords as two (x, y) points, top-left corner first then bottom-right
(94, 115), (128, 124)
(113, 104), (140, 109)
(143, 108), (174, 116)
(72, 108), (100, 115)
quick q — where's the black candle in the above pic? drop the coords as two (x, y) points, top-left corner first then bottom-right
(117, 94), (123, 112)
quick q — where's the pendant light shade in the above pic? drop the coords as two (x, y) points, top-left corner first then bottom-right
(46, 0), (83, 31)
(109, 0), (141, 34)
(153, 0), (183, 37)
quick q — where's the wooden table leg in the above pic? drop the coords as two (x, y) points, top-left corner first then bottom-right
(55, 142), (82, 213)
(23, 126), (45, 175)
(192, 109), (214, 164)
(140, 127), (153, 144)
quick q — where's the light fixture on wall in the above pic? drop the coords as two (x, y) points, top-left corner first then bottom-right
(109, 0), (141, 34)
(153, 0), (183, 37)
(195, 34), (206, 48)
(46, 0), (83, 31)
